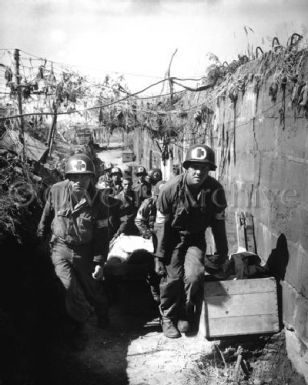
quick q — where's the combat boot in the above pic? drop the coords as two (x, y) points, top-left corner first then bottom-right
(161, 317), (181, 338)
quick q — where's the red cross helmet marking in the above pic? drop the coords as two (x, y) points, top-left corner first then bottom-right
(191, 146), (207, 160)
(71, 159), (87, 171)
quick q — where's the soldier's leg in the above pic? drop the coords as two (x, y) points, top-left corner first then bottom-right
(178, 246), (205, 332)
(51, 241), (92, 324)
(139, 251), (161, 304)
(184, 246), (205, 304)
(72, 245), (109, 328)
(159, 242), (187, 338)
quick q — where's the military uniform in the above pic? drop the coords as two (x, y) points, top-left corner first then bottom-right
(115, 189), (138, 236)
(155, 172), (228, 328)
(110, 167), (123, 196)
(135, 181), (166, 241)
(110, 181), (123, 196)
(135, 197), (157, 239)
(37, 154), (112, 327)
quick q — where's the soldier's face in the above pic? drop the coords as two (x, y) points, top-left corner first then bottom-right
(137, 174), (145, 182)
(123, 179), (132, 192)
(152, 171), (161, 182)
(69, 174), (91, 192)
(186, 163), (210, 187)
(112, 173), (121, 183)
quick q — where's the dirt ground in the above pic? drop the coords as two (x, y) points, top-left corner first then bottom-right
(38, 276), (306, 385)
(0, 224), (306, 385)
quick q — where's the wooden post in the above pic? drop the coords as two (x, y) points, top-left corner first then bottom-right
(235, 211), (247, 251)
(167, 49), (178, 104)
(233, 345), (243, 382)
(47, 106), (58, 158)
(14, 49), (26, 162)
(235, 211), (257, 254)
(244, 212), (257, 254)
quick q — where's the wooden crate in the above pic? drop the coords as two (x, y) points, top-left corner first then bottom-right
(201, 277), (280, 338)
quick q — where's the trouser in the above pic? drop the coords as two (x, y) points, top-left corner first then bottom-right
(159, 233), (205, 321)
(50, 239), (108, 324)
(126, 249), (160, 300)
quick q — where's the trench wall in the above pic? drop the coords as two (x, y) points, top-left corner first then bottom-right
(134, 49), (308, 381)
(211, 51), (308, 382)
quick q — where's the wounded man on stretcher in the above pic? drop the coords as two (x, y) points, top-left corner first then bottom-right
(103, 234), (160, 303)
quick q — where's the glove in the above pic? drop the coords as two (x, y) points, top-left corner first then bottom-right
(155, 258), (167, 277)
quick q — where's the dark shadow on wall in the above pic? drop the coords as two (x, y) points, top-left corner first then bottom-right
(265, 234), (289, 281)
(265, 233), (289, 329)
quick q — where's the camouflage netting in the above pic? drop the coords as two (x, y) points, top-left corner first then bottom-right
(0, 148), (62, 243)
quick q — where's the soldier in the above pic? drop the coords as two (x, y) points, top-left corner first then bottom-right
(102, 162), (113, 184)
(148, 168), (163, 187)
(134, 181), (166, 303)
(135, 180), (166, 241)
(154, 144), (228, 338)
(114, 177), (138, 236)
(132, 166), (151, 208)
(37, 153), (110, 346)
(110, 167), (123, 196)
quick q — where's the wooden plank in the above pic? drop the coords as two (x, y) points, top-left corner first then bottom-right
(245, 212), (257, 254)
(201, 277), (280, 338)
(206, 314), (280, 338)
(206, 292), (277, 318)
(235, 211), (247, 250)
(204, 277), (277, 297)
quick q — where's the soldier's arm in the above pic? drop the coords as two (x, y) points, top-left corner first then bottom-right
(37, 187), (54, 240)
(211, 211), (228, 260)
(93, 191), (115, 265)
(154, 189), (172, 261)
(210, 184), (228, 262)
(135, 202), (151, 236)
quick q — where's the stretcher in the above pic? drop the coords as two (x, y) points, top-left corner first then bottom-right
(103, 234), (155, 278)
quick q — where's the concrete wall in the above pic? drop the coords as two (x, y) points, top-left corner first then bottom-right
(132, 49), (308, 381)
(210, 50), (308, 382)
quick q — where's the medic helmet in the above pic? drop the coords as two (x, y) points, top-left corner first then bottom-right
(182, 144), (216, 171)
(65, 153), (95, 176)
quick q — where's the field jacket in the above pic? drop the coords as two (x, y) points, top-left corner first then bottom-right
(37, 180), (118, 264)
(155, 173), (228, 261)
(135, 197), (157, 236)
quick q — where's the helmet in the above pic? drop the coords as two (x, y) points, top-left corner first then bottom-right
(153, 180), (166, 196)
(148, 168), (162, 183)
(65, 153), (95, 176)
(96, 175), (111, 190)
(135, 166), (147, 176)
(104, 162), (113, 171)
(110, 167), (122, 176)
(182, 144), (216, 171)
